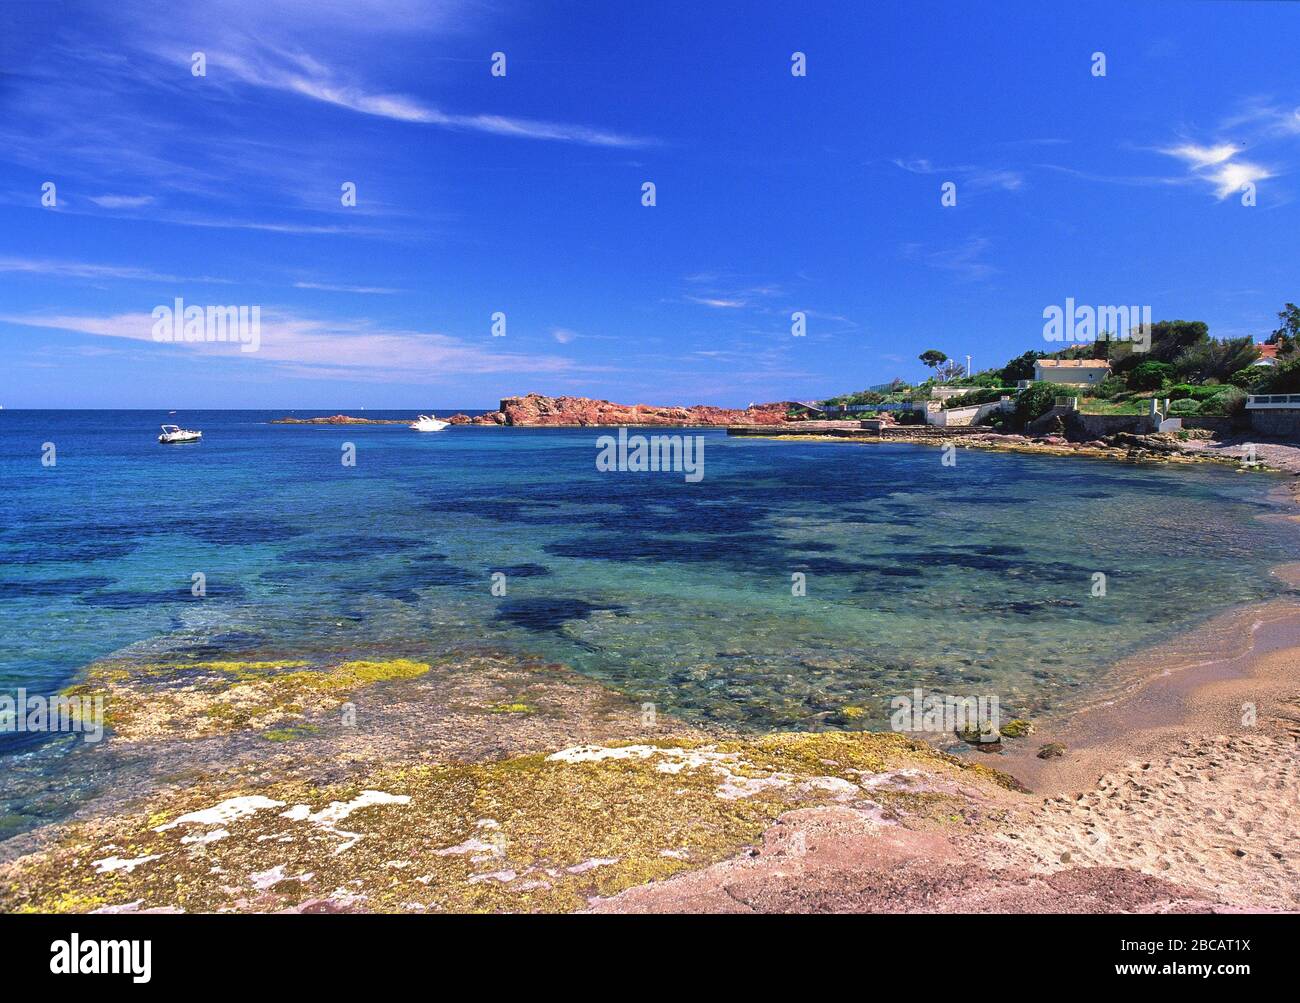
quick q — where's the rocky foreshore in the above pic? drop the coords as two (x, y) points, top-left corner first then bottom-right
(754, 425), (1296, 472)
(5, 627), (1298, 913)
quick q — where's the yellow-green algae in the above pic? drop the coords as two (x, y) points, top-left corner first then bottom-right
(0, 732), (1022, 914)
(999, 718), (1035, 739)
(61, 658), (432, 742)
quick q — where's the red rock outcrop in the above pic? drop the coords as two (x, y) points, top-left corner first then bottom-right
(454, 394), (793, 427)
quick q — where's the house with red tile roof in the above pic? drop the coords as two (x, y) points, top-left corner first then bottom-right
(1253, 343), (1281, 367)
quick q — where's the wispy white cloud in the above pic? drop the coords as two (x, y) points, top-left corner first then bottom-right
(0, 256), (227, 284)
(902, 237), (997, 282)
(681, 275), (787, 312)
(1160, 142), (1272, 199)
(551, 328), (578, 344)
(1162, 143), (1238, 169)
(200, 45), (652, 148)
(1219, 97), (1300, 140)
(293, 281), (399, 294)
(685, 295), (747, 309)
(892, 158), (1025, 192)
(87, 194), (156, 209)
(1, 309), (578, 380)
(1032, 163), (1188, 188)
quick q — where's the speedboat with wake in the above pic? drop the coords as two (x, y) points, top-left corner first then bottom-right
(410, 414), (449, 432)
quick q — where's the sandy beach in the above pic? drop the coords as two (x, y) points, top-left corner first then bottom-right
(591, 588), (1300, 913)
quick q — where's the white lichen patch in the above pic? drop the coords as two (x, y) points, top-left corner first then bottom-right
(92, 854), (161, 874)
(547, 742), (872, 804)
(279, 790), (411, 854)
(546, 744), (662, 764)
(156, 796), (287, 832)
(567, 857), (619, 874)
(249, 865), (314, 890)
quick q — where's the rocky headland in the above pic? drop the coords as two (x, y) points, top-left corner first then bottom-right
(445, 393), (792, 427)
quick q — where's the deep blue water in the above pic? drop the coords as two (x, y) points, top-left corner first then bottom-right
(2, 408), (1298, 747)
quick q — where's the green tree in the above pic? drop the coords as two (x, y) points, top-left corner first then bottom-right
(999, 350), (1044, 383)
(1268, 303), (1299, 357)
(919, 349), (948, 373)
(1147, 320), (1210, 364)
(1171, 337), (1258, 382)
(1128, 360), (1174, 391)
(1268, 303), (1300, 342)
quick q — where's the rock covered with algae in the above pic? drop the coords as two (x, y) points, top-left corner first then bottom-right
(0, 732), (1023, 914)
(60, 658), (433, 743)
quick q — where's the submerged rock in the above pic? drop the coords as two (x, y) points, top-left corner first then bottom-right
(61, 657), (432, 743)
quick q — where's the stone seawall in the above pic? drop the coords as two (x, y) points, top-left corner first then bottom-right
(1180, 416), (1242, 436)
(728, 424), (990, 438)
(1249, 409), (1300, 439)
(1066, 412), (1156, 439)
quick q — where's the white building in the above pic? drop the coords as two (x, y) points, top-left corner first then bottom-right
(1033, 358), (1111, 387)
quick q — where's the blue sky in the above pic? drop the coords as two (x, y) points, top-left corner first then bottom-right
(1, 0), (1297, 409)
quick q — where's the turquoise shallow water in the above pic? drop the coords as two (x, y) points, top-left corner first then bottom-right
(2, 409), (1299, 750)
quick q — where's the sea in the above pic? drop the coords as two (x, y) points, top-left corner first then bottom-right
(2, 409), (1298, 827)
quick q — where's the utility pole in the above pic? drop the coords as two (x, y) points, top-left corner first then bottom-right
(965, 355), (972, 377)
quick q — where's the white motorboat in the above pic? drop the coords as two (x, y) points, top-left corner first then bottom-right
(158, 424), (202, 444)
(410, 414), (449, 432)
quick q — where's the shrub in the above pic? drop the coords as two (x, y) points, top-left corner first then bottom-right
(1200, 387), (1247, 416)
(1259, 357), (1300, 394)
(1228, 366), (1272, 390)
(1168, 383), (1231, 402)
(1128, 360), (1173, 391)
(1014, 381), (1062, 425)
(1167, 398), (1201, 416)
(1090, 376), (1128, 400)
